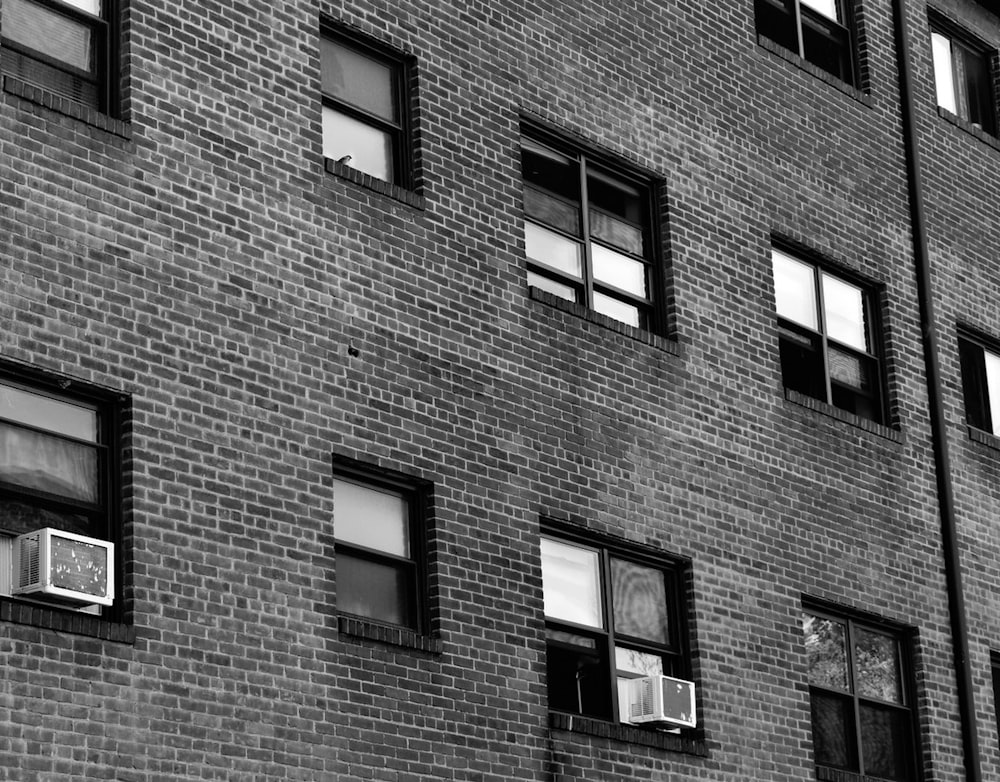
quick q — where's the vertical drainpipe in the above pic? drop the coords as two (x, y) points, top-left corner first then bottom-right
(889, 1), (982, 780)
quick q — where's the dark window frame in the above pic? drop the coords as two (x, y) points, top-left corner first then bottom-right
(0, 0), (120, 116)
(540, 519), (691, 727)
(802, 602), (919, 780)
(0, 361), (126, 624)
(332, 455), (431, 635)
(320, 22), (414, 189)
(772, 243), (886, 423)
(928, 12), (999, 136)
(520, 120), (666, 334)
(991, 651), (1000, 755)
(754, 0), (859, 85)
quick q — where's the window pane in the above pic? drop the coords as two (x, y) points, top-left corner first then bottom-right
(593, 291), (641, 328)
(522, 139), (580, 206)
(546, 632), (611, 718)
(779, 327), (826, 400)
(0, 423), (98, 503)
(772, 250), (818, 329)
(803, 613), (849, 690)
(540, 537), (603, 628)
(961, 46), (996, 133)
(0, 382), (97, 441)
(590, 209), (644, 256)
(860, 704), (909, 780)
(524, 186), (580, 235)
(336, 551), (411, 627)
(320, 38), (395, 121)
(57, 0), (100, 14)
(984, 348), (1000, 435)
(855, 628), (901, 703)
(0, 498), (91, 537)
(333, 477), (409, 557)
(811, 690), (856, 769)
(592, 245), (647, 298)
(931, 33), (958, 114)
(822, 273), (867, 351)
(4, 0), (93, 72)
(611, 558), (669, 644)
(827, 346), (873, 391)
(322, 107), (393, 182)
(524, 222), (583, 278)
(587, 169), (643, 224)
(527, 270), (577, 302)
(801, 0), (839, 21)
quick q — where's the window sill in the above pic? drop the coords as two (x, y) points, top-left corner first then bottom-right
(528, 287), (679, 355)
(548, 712), (707, 756)
(324, 158), (425, 209)
(936, 106), (1000, 153)
(756, 36), (870, 105)
(2, 75), (131, 139)
(784, 389), (901, 441)
(816, 765), (887, 782)
(0, 598), (133, 643)
(337, 614), (442, 654)
(967, 425), (1000, 450)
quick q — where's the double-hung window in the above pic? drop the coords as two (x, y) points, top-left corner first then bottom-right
(540, 529), (689, 725)
(957, 331), (1000, 435)
(771, 247), (884, 422)
(333, 463), (428, 632)
(930, 19), (997, 135)
(521, 128), (661, 331)
(802, 608), (916, 780)
(320, 27), (411, 187)
(755, 0), (858, 85)
(1, 0), (118, 115)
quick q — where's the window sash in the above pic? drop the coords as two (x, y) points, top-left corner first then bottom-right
(1, 0), (108, 79)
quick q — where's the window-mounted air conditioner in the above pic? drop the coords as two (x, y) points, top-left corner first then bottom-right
(627, 674), (697, 728)
(11, 528), (114, 607)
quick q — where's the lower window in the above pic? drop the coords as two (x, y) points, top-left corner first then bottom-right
(957, 330), (1000, 435)
(802, 605), (917, 780)
(540, 524), (691, 726)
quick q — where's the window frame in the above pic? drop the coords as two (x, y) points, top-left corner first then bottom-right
(520, 120), (665, 334)
(540, 521), (691, 727)
(754, 0), (859, 86)
(771, 244), (886, 423)
(802, 604), (918, 780)
(0, 362), (125, 623)
(0, 0), (120, 116)
(332, 455), (430, 635)
(319, 22), (413, 189)
(957, 329), (1000, 435)
(929, 13), (999, 136)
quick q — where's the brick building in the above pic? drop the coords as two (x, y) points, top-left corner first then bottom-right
(1, 0), (1000, 780)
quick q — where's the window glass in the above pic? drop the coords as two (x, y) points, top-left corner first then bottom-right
(854, 628), (901, 703)
(58, 0), (101, 14)
(4, 0), (93, 72)
(931, 33), (958, 114)
(0, 382), (97, 441)
(587, 170), (643, 225)
(590, 209), (643, 255)
(333, 477), (409, 556)
(772, 250), (818, 329)
(526, 270), (576, 302)
(522, 140), (581, 206)
(524, 222), (583, 279)
(800, 0), (839, 20)
(540, 537), (603, 628)
(524, 187), (580, 235)
(611, 557), (670, 644)
(859, 704), (909, 779)
(804, 613), (849, 690)
(593, 292), (640, 328)
(320, 38), (395, 120)
(822, 274), (867, 351)
(322, 107), (393, 180)
(0, 424), (98, 503)
(986, 349), (1000, 436)
(336, 551), (411, 626)
(592, 245), (647, 298)
(811, 691), (856, 768)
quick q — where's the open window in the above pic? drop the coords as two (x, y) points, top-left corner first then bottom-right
(930, 15), (998, 135)
(755, 0), (858, 85)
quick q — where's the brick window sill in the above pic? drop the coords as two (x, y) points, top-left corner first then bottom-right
(967, 425), (1000, 451)
(784, 389), (901, 442)
(2, 75), (131, 139)
(528, 287), (680, 355)
(337, 614), (442, 654)
(756, 36), (871, 106)
(936, 107), (1000, 153)
(0, 598), (134, 643)
(549, 711), (707, 756)
(816, 765), (888, 782)
(324, 158), (425, 209)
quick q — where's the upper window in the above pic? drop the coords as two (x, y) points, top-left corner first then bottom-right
(957, 331), (1000, 434)
(991, 653), (1000, 754)
(521, 128), (661, 331)
(333, 462), (428, 632)
(755, 0), (858, 85)
(802, 607), (916, 781)
(0, 0), (118, 115)
(0, 367), (122, 613)
(321, 27), (412, 187)
(771, 246), (884, 422)
(930, 20), (997, 135)
(540, 528), (689, 725)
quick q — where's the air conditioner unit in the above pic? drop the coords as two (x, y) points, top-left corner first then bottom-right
(11, 528), (114, 607)
(627, 674), (696, 728)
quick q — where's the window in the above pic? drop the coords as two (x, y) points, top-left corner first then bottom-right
(991, 653), (1000, 753)
(802, 608), (916, 780)
(332, 463), (428, 632)
(755, 0), (857, 85)
(540, 528), (688, 724)
(0, 0), (118, 115)
(521, 127), (661, 331)
(957, 331), (1000, 434)
(0, 367), (122, 611)
(930, 21), (997, 135)
(771, 246), (884, 422)
(320, 26), (411, 186)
